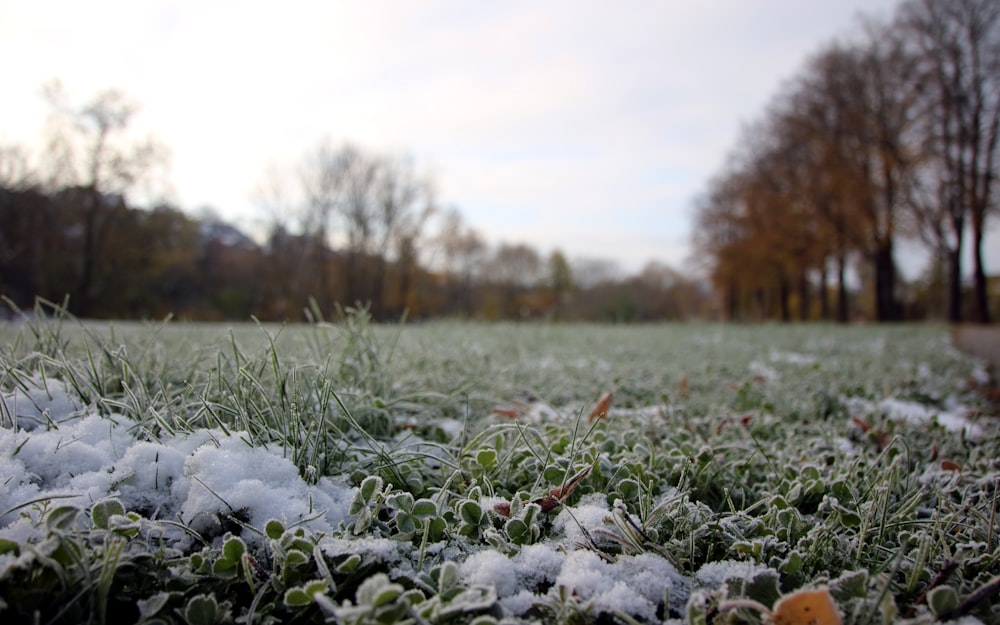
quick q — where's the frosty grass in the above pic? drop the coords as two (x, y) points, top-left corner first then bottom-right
(1, 308), (998, 624)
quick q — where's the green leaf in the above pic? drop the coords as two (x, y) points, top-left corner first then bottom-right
(830, 569), (869, 601)
(265, 519), (285, 540)
(305, 579), (329, 596)
(387, 492), (414, 512)
(411, 499), (437, 519)
(617, 479), (641, 501)
(505, 519), (528, 542)
(45, 505), (80, 532)
(337, 553), (362, 573)
(396, 513), (416, 535)
(837, 509), (862, 527)
(927, 586), (959, 616)
(373, 585), (402, 607)
(285, 549), (309, 568)
(222, 535), (246, 562)
(0, 538), (20, 556)
(460, 500), (483, 526)
(476, 448), (497, 470)
(183, 594), (218, 625)
(779, 551), (803, 574)
(357, 573), (402, 607)
(353, 505), (372, 535)
(212, 557), (238, 578)
(91, 498), (125, 530)
(437, 561), (459, 592)
(283, 587), (312, 608)
(349, 490), (369, 516)
(360, 475), (383, 502)
(136, 592), (171, 619)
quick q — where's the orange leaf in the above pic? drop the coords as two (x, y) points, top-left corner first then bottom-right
(549, 463), (593, 500)
(588, 391), (613, 423)
(678, 375), (690, 398)
(940, 460), (962, 472)
(772, 587), (842, 625)
(532, 495), (561, 513)
(850, 417), (873, 433)
(491, 406), (522, 419)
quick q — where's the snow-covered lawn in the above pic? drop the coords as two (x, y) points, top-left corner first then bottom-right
(1, 313), (997, 624)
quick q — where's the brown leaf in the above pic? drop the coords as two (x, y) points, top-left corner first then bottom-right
(678, 375), (690, 398)
(533, 495), (561, 513)
(493, 501), (511, 517)
(491, 406), (522, 419)
(549, 463), (593, 500)
(941, 460), (962, 472)
(588, 391), (613, 423)
(850, 417), (873, 433)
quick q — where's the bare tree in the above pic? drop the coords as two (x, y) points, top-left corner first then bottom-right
(0, 143), (36, 191)
(293, 141), (436, 317)
(38, 80), (169, 315)
(372, 154), (435, 317)
(899, 0), (1000, 322)
(434, 207), (486, 316)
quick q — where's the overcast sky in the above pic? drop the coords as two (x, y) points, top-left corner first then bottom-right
(8, 0), (995, 276)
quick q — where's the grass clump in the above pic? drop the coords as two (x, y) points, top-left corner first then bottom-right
(1, 301), (998, 624)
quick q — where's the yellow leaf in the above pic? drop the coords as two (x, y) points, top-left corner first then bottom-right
(772, 587), (842, 625)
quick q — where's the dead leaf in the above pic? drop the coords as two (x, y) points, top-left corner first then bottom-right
(491, 406), (522, 419)
(549, 463), (593, 500)
(532, 495), (561, 513)
(588, 391), (613, 423)
(941, 460), (962, 472)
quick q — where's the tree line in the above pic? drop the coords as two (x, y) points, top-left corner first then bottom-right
(692, 0), (999, 323)
(0, 82), (712, 322)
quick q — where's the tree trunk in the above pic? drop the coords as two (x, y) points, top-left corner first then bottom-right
(797, 272), (811, 321)
(819, 264), (830, 321)
(970, 221), (992, 323)
(779, 277), (791, 322)
(873, 242), (899, 322)
(946, 247), (963, 323)
(836, 253), (849, 324)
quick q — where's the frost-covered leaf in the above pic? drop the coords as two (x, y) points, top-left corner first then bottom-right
(264, 519), (285, 540)
(284, 580), (328, 608)
(90, 499), (124, 530)
(222, 535), (245, 562)
(360, 475), (383, 503)
(411, 498), (437, 519)
(476, 448), (497, 470)
(356, 573), (403, 607)
(927, 585), (958, 616)
(45, 505), (80, 532)
(386, 491), (413, 512)
(183, 594), (218, 625)
(460, 500), (483, 526)
(136, 592), (171, 619)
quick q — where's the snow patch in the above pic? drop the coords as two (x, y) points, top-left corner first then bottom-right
(844, 396), (984, 438)
(1, 376), (84, 431)
(0, 387), (356, 543)
(770, 351), (816, 365)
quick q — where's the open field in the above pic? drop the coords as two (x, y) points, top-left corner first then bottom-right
(1, 308), (999, 624)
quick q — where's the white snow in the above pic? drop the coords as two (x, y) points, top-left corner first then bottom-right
(843, 395), (984, 439)
(769, 350), (817, 365)
(0, 379), (356, 546)
(748, 360), (779, 381)
(1, 376), (84, 430)
(695, 560), (772, 588)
